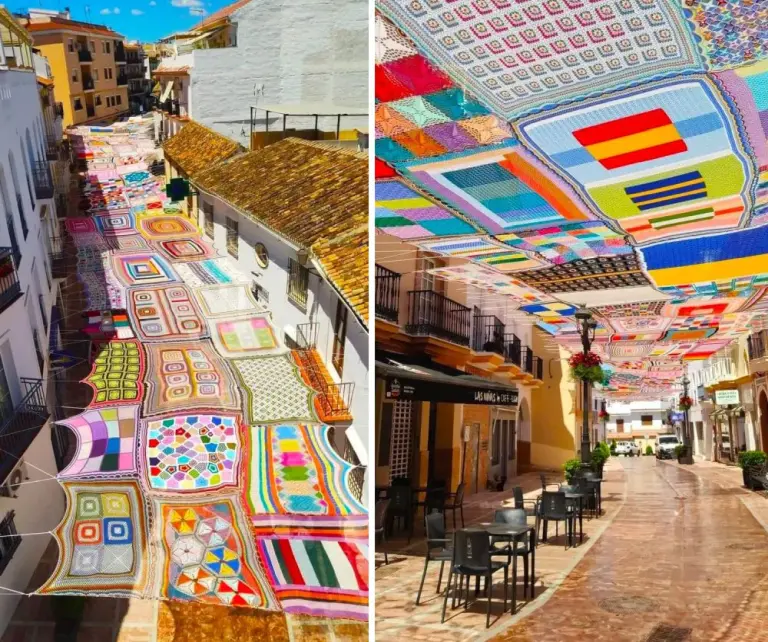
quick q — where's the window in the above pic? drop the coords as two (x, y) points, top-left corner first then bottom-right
(101, 41), (105, 53)
(106, 42), (111, 54)
(641, 415), (653, 427)
(74, 98), (82, 110)
(616, 418), (625, 431)
(71, 70), (78, 83)
(202, 201), (213, 237)
(95, 95), (102, 106)
(225, 217), (238, 258)
(116, 94), (121, 106)
(92, 69), (98, 81)
(89, 41), (95, 52)
(332, 301), (348, 375)
(0, 511), (21, 575)
(254, 243), (268, 269)
(287, 258), (309, 309)
(67, 39), (74, 53)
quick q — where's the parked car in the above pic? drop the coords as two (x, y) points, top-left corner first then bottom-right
(656, 435), (681, 459)
(614, 441), (641, 457)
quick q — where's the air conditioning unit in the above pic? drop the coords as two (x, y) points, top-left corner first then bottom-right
(0, 460), (28, 499)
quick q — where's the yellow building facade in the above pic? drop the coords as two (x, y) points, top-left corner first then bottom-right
(23, 16), (129, 127)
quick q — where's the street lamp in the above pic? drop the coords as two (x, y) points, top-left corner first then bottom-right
(680, 374), (694, 465)
(575, 308), (598, 463)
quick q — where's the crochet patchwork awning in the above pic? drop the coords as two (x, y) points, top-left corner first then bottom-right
(375, 0), (768, 396)
(40, 119), (368, 622)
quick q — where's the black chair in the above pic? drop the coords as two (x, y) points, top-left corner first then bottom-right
(375, 499), (390, 565)
(540, 473), (560, 493)
(444, 482), (466, 529)
(388, 484), (414, 542)
(414, 480), (446, 520)
(538, 491), (575, 549)
(490, 508), (535, 601)
(441, 530), (510, 628)
(391, 477), (411, 486)
(513, 486), (539, 518)
(575, 476), (599, 518)
(415, 512), (453, 605)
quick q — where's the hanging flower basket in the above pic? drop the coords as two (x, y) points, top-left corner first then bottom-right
(598, 409), (610, 422)
(679, 395), (693, 411)
(568, 352), (604, 384)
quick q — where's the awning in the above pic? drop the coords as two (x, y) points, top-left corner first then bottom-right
(376, 356), (519, 406)
(159, 80), (173, 102)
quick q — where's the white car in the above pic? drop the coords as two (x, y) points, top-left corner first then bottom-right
(656, 435), (681, 459)
(614, 441), (640, 457)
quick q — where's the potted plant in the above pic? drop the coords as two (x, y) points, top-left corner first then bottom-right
(609, 441), (617, 456)
(645, 445), (653, 456)
(591, 441), (610, 476)
(678, 395), (693, 412)
(563, 458), (582, 484)
(52, 596), (86, 641)
(674, 444), (687, 463)
(598, 408), (610, 423)
(737, 450), (767, 489)
(568, 352), (605, 384)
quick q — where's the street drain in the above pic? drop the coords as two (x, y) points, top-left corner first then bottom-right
(645, 624), (692, 642)
(598, 596), (657, 614)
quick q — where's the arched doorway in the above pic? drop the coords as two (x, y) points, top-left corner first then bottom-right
(517, 398), (531, 471)
(759, 391), (768, 452)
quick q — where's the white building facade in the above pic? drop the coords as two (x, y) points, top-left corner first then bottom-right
(605, 400), (673, 453)
(154, 0), (368, 147)
(0, 14), (66, 632)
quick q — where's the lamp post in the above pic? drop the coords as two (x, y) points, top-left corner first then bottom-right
(575, 308), (598, 463)
(680, 375), (694, 465)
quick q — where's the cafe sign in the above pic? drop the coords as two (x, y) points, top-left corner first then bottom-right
(715, 389), (740, 406)
(384, 377), (518, 406)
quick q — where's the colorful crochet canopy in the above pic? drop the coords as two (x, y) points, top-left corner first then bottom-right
(375, 0), (768, 397)
(40, 121), (368, 622)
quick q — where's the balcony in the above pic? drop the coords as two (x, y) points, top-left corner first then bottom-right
(375, 264), (400, 323)
(117, 73), (127, 86)
(406, 290), (471, 346)
(33, 161), (54, 200)
(82, 75), (94, 91)
(293, 347), (354, 423)
(49, 234), (71, 279)
(471, 314), (505, 355)
(504, 333), (522, 367)
(114, 44), (126, 63)
(0, 378), (49, 484)
(521, 346), (533, 375)
(0, 249), (22, 314)
(77, 49), (92, 63)
(86, 106), (95, 118)
(45, 135), (60, 161)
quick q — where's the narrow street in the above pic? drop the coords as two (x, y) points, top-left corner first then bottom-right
(491, 459), (768, 642)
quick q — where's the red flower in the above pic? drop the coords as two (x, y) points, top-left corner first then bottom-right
(568, 351), (602, 368)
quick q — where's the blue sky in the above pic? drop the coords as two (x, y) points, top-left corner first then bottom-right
(20, 0), (234, 43)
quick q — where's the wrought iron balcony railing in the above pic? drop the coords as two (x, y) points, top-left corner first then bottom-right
(296, 322), (318, 350)
(504, 333), (522, 367)
(0, 378), (49, 484)
(82, 75), (94, 90)
(521, 346), (534, 375)
(532, 355), (543, 380)
(117, 73), (127, 86)
(0, 248), (21, 314)
(114, 45), (126, 63)
(748, 333), (766, 361)
(406, 290), (471, 346)
(375, 264), (400, 323)
(33, 161), (54, 200)
(472, 314), (505, 355)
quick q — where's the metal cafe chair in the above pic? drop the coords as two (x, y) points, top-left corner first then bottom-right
(415, 512), (453, 605)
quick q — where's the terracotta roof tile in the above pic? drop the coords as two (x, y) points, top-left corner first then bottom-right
(162, 121), (242, 181)
(193, 138), (368, 326)
(25, 17), (122, 37)
(197, 0), (252, 29)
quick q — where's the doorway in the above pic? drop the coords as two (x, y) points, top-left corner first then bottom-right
(490, 409), (517, 480)
(760, 391), (768, 452)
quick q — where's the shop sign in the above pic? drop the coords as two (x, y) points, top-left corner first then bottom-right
(384, 377), (518, 406)
(715, 389), (740, 405)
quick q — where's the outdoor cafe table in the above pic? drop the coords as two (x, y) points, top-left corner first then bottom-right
(463, 523), (535, 615)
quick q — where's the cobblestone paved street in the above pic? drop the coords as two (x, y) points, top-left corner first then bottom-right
(376, 458), (768, 641)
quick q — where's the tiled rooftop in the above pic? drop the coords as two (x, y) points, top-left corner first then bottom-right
(162, 121), (242, 181)
(193, 138), (368, 325)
